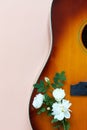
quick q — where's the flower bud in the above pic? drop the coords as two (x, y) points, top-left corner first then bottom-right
(47, 107), (50, 110)
(44, 77), (50, 84)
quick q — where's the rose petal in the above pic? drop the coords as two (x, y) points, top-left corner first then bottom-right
(64, 111), (71, 119)
(54, 112), (64, 121)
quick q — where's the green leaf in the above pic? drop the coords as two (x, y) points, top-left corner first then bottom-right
(54, 125), (60, 129)
(59, 71), (66, 81)
(33, 83), (40, 89)
(33, 80), (48, 93)
(51, 119), (58, 123)
(53, 71), (66, 88)
(54, 71), (66, 82)
(47, 110), (52, 116)
(52, 82), (63, 88)
(51, 83), (57, 89)
(62, 119), (70, 130)
(58, 82), (64, 87)
(38, 86), (46, 93)
(44, 94), (54, 106)
(37, 107), (46, 114)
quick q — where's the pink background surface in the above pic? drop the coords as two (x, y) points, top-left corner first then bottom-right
(0, 0), (52, 130)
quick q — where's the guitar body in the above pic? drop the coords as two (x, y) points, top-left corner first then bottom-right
(29, 0), (87, 130)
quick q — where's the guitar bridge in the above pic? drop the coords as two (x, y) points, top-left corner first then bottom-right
(70, 82), (87, 96)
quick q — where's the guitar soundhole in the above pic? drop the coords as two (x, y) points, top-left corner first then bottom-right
(82, 24), (87, 49)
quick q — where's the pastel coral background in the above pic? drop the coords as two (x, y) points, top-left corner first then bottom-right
(0, 0), (52, 130)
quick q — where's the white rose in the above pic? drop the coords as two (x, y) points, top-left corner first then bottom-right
(52, 99), (72, 121)
(52, 88), (65, 102)
(32, 93), (44, 109)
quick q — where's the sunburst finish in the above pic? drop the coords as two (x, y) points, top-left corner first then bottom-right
(29, 0), (87, 130)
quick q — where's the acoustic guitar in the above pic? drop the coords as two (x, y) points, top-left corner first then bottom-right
(29, 0), (87, 130)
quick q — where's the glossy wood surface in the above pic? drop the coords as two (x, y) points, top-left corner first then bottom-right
(29, 0), (87, 130)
